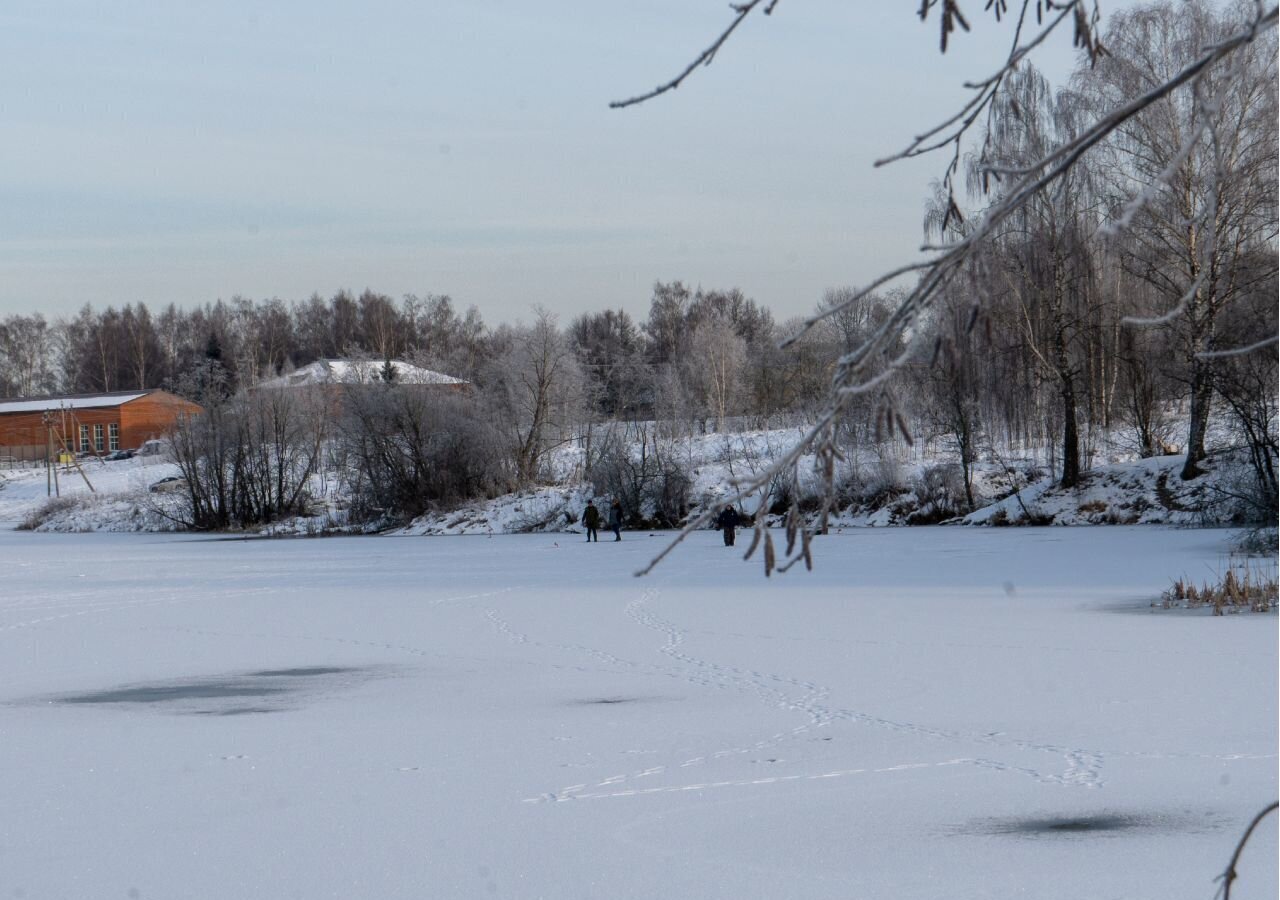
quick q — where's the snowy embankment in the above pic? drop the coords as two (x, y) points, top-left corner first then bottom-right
(399, 484), (593, 536)
(1, 527), (1274, 899)
(960, 453), (1224, 526)
(0, 455), (184, 533)
(388, 440), (1264, 535)
(1, 425), (1266, 535)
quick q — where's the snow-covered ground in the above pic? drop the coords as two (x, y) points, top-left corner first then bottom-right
(1, 526), (1274, 899)
(4, 421), (1262, 536)
(0, 455), (183, 532)
(960, 453), (1228, 526)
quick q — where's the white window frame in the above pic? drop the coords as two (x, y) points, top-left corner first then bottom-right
(93, 424), (104, 452)
(108, 423), (119, 451)
(79, 425), (90, 452)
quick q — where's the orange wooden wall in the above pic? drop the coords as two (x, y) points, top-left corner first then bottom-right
(0, 392), (202, 456)
(119, 394), (202, 448)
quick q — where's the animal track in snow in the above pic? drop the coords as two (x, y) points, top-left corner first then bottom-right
(534, 593), (1114, 801)
(0, 593), (195, 636)
(525, 758), (975, 803)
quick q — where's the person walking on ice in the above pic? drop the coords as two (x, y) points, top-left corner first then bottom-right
(608, 500), (623, 542)
(716, 504), (741, 547)
(583, 500), (601, 542)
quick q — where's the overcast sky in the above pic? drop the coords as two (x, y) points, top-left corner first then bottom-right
(0, 1), (1095, 324)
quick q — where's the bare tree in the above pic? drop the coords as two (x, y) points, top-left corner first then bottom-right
(358, 290), (404, 363)
(914, 295), (985, 509)
(962, 64), (1104, 487)
(406, 293), (489, 382)
(121, 304), (160, 390)
(1083, 0), (1279, 479)
(339, 384), (513, 522)
(588, 420), (693, 528)
(686, 314), (749, 431)
(0, 314), (58, 397)
(484, 308), (586, 485)
(644, 280), (693, 366)
(292, 293), (332, 364)
(1211, 264), (1280, 522)
(166, 375), (327, 529)
(254, 298), (294, 379)
(330, 290), (361, 357)
(569, 307), (647, 417)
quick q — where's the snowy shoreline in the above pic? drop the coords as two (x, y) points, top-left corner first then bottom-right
(1, 418), (1270, 539)
(2, 448), (1260, 537)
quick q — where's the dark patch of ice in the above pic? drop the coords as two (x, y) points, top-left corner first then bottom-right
(59, 682), (289, 705)
(570, 696), (662, 706)
(995, 814), (1140, 835)
(45, 665), (378, 715)
(188, 706), (279, 716)
(957, 809), (1224, 839)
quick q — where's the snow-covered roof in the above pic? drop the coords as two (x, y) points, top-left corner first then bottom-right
(258, 359), (466, 388)
(0, 391), (151, 415)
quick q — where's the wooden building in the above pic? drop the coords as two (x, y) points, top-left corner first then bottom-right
(0, 390), (202, 463)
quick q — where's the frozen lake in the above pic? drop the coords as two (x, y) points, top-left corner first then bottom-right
(1, 526), (1275, 899)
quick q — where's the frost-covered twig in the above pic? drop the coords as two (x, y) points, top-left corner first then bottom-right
(609, 0), (781, 110)
(879, 2), (1098, 175)
(1215, 801), (1278, 900)
(1101, 113), (1208, 236)
(1195, 334), (1279, 359)
(1120, 270), (1209, 326)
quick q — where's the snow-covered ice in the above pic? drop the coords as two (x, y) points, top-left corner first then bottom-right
(1, 526), (1275, 899)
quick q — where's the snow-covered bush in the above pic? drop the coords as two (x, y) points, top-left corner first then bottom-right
(339, 385), (514, 524)
(17, 495), (81, 531)
(588, 423), (692, 527)
(167, 385), (327, 529)
(910, 463), (969, 523)
(1210, 453), (1280, 526)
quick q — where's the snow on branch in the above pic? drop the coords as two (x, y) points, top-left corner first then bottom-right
(1196, 335), (1280, 359)
(1120, 270), (1208, 326)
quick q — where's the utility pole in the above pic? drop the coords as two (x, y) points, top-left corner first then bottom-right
(42, 410), (94, 495)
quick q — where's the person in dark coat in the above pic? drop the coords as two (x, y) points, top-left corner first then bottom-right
(608, 500), (623, 542)
(715, 505), (741, 547)
(583, 500), (601, 542)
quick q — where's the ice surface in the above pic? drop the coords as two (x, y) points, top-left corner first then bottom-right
(0, 526), (1274, 899)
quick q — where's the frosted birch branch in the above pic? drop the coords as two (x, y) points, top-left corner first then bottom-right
(1196, 334), (1279, 359)
(609, 0), (780, 110)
